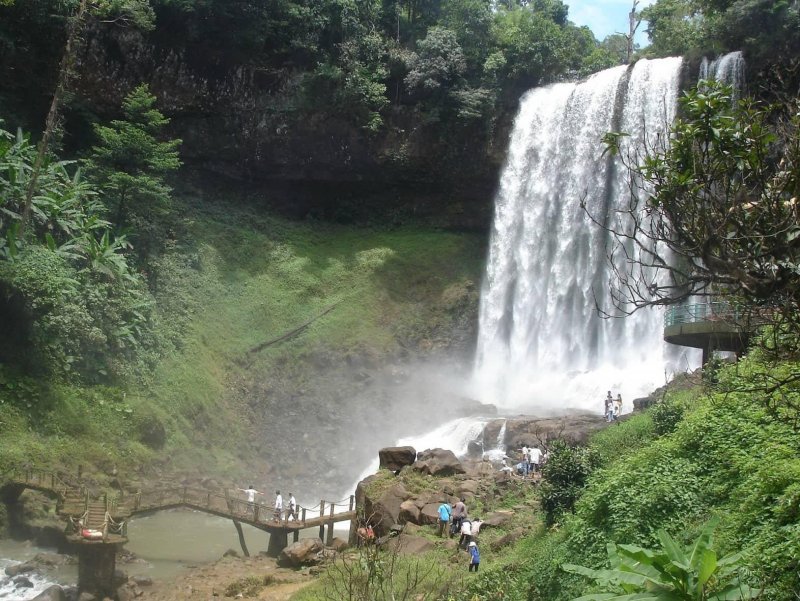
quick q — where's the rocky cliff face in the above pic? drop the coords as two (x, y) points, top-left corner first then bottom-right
(71, 27), (508, 229)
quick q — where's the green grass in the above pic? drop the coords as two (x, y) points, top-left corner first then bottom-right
(1, 191), (485, 483)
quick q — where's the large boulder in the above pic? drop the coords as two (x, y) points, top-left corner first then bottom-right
(398, 499), (421, 525)
(385, 534), (434, 555)
(277, 538), (324, 568)
(378, 447), (417, 472)
(482, 510), (515, 529)
(31, 586), (66, 601)
(413, 449), (466, 476)
(363, 482), (413, 535)
(490, 527), (528, 551)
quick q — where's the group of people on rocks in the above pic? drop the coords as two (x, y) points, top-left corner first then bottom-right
(604, 391), (623, 422)
(237, 486), (298, 521)
(500, 443), (547, 478)
(437, 497), (482, 572)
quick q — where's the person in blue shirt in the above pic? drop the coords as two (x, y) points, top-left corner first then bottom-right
(468, 541), (480, 572)
(437, 499), (451, 537)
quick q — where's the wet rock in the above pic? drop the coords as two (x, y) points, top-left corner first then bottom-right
(5, 562), (34, 576)
(277, 538), (324, 568)
(223, 549), (239, 558)
(31, 585), (66, 601)
(413, 449), (466, 477)
(13, 575), (34, 588)
(378, 447), (417, 472)
(130, 576), (152, 587)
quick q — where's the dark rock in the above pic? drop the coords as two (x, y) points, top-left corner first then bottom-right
(467, 441), (483, 457)
(223, 549), (239, 558)
(13, 576), (34, 588)
(490, 527), (528, 551)
(31, 585), (66, 601)
(385, 534), (434, 555)
(378, 447), (417, 472)
(413, 449), (466, 476)
(482, 511), (514, 529)
(398, 499), (421, 524)
(328, 537), (348, 552)
(5, 562), (34, 577)
(277, 538), (324, 568)
(362, 482), (413, 534)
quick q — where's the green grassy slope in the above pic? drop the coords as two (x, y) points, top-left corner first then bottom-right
(0, 193), (486, 486)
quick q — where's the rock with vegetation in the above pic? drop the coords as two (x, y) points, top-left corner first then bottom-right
(276, 538), (324, 568)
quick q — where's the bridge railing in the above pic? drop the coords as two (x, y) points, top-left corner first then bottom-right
(664, 301), (744, 327)
(126, 487), (355, 528)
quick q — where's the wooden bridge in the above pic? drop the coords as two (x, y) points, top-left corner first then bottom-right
(1, 465), (358, 597)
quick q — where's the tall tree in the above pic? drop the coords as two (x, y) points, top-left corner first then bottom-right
(84, 84), (181, 252)
(18, 0), (154, 239)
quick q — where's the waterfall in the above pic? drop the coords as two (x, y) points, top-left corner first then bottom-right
(473, 57), (689, 412)
(699, 51), (745, 93)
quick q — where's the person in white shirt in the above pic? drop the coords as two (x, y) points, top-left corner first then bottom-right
(529, 445), (543, 474)
(459, 519), (472, 549)
(614, 394), (623, 419)
(520, 445), (530, 476)
(237, 485), (262, 516)
(288, 493), (297, 521)
(273, 490), (283, 521)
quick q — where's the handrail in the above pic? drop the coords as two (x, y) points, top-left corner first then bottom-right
(664, 301), (745, 327)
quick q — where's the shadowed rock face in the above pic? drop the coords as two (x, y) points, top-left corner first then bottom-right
(488, 412), (609, 452)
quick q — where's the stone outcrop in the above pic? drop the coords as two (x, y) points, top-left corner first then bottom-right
(413, 449), (466, 477)
(379, 446), (417, 472)
(31, 586), (66, 601)
(385, 533), (434, 555)
(277, 538), (324, 568)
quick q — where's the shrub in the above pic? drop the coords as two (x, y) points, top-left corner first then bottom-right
(540, 441), (595, 526)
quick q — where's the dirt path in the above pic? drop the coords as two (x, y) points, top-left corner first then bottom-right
(135, 555), (316, 600)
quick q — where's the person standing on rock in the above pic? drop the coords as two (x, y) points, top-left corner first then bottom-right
(437, 499), (452, 537)
(273, 490), (283, 521)
(451, 497), (467, 537)
(530, 444), (542, 475)
(605, 391), (614, 422)
(468, 541), (480, 572)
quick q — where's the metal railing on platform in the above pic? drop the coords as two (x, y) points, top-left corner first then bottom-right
(664, 301), (745, 327)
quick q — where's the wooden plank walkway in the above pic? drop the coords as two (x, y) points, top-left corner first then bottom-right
(4, 466), (356, 536)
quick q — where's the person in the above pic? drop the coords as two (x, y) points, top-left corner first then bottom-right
(273, 490), (283, 521)
(470, 517), (483, 540)
(520, 445), (529, 476)
(287, 493), (298, 521)
(529, 444), (542, 474)
(605, 391), (614, 422)
(614, 393), (623, 419)
(356, 524), (375, 547)
(237, 485), (262, 516)
(459, 519), (472, 549)
(500, 457), (513, 472)
(451, 498), (467, 537)
(437, 499), (451, 537)
(468, 541), (480, 572)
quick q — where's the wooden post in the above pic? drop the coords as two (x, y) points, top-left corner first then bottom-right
(293, 530), (299, 543)
(326, 503), (335, 545)
(349, 495), (354, 512)
(206, 493), (211, 508)
(301, 508), (307, 526)
(254, 504), (260, 523)
(232, 520), (250, 557)
(318, 501), (325, 541)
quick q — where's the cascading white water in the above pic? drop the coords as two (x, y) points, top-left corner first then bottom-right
(700, 51), (745, 93)
(473, 57), (690, 412)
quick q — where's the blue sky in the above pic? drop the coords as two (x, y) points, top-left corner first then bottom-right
(566, 0), (654, 46)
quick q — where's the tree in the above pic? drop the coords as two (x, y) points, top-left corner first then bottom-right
(17, 0), (155, 239)
(597, 83), (800, 323)
(84, 84), (181, 254)
(563, 519), (759, 600)
(639, 0), (705, 57)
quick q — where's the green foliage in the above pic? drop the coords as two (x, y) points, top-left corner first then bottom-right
(84, 83), (181, 255)
(540, 441), (596, 526)
(650, 399), (686, 436)
(563, 519), (759, 600)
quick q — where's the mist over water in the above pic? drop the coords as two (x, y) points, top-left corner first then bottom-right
(473, 57), (696, 413)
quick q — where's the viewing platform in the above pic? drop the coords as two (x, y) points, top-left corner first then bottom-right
(663, 301), (753, 363)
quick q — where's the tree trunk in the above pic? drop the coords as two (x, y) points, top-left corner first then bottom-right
(19, 0), (89, 239)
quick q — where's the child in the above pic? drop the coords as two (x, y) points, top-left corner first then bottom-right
(468, 541), (480, 572)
